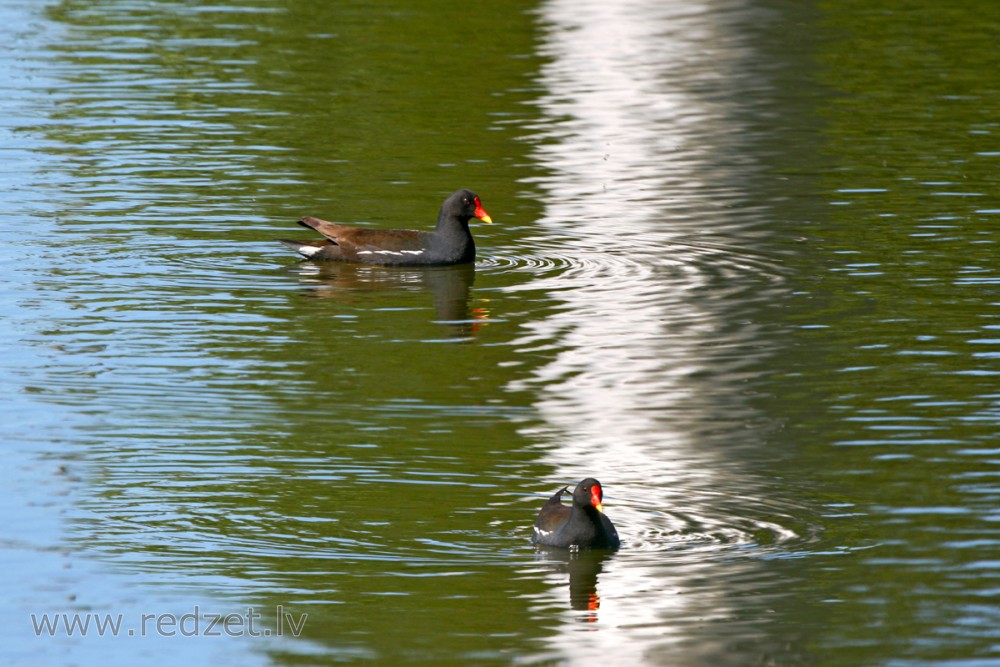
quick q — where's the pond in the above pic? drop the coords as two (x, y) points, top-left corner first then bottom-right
(3, 0), (1000, 664)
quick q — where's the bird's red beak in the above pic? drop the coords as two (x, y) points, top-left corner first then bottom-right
(473, 195), (493, 223)
(590, 485), (604, 513)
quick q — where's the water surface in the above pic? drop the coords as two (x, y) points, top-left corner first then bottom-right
(3, 0), (1000, 665)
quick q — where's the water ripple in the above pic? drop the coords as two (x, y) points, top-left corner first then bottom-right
(482, 238), (788, 292)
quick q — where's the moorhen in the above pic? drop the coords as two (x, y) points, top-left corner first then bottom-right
(531, 478), (621, 550)
(279, 189), (492, 266)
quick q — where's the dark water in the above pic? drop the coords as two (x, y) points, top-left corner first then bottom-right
(3, 0), (1000, 664)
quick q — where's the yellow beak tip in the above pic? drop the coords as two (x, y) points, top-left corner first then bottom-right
(480, 214), (493, 224)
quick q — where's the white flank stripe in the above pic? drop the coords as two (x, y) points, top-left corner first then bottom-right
(357, 249), (424, 257)
(379, 249), (423, 256)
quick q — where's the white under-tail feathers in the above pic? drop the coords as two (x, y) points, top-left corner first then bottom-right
(297, 245), (322, 258)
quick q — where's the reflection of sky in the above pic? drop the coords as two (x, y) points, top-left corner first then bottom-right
(515, 0), (781, 660)
(518, 0), (769, 492)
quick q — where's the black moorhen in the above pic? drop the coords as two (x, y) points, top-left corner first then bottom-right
(279, 189), (492, 266)
(532, 478), (621, 550)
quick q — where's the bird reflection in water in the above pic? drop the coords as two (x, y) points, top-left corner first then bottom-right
(288, 261), (488, 338)
(535, 548), (615, 624)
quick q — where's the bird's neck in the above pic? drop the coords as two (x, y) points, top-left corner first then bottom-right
(436, 211), (471, 235)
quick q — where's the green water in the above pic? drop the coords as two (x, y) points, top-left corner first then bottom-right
(2, 0), (1000, 664)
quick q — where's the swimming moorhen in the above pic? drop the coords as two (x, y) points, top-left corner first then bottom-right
(279, 189), (492, 266)
(532, 478), (621, 550)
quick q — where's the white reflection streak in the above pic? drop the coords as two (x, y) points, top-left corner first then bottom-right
(517, 0), (730, 479)
(514, 0), (747, 659)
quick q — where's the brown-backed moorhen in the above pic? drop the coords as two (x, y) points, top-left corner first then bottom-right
(532, 478), (621, 550)
(279, 189), (492, 266)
